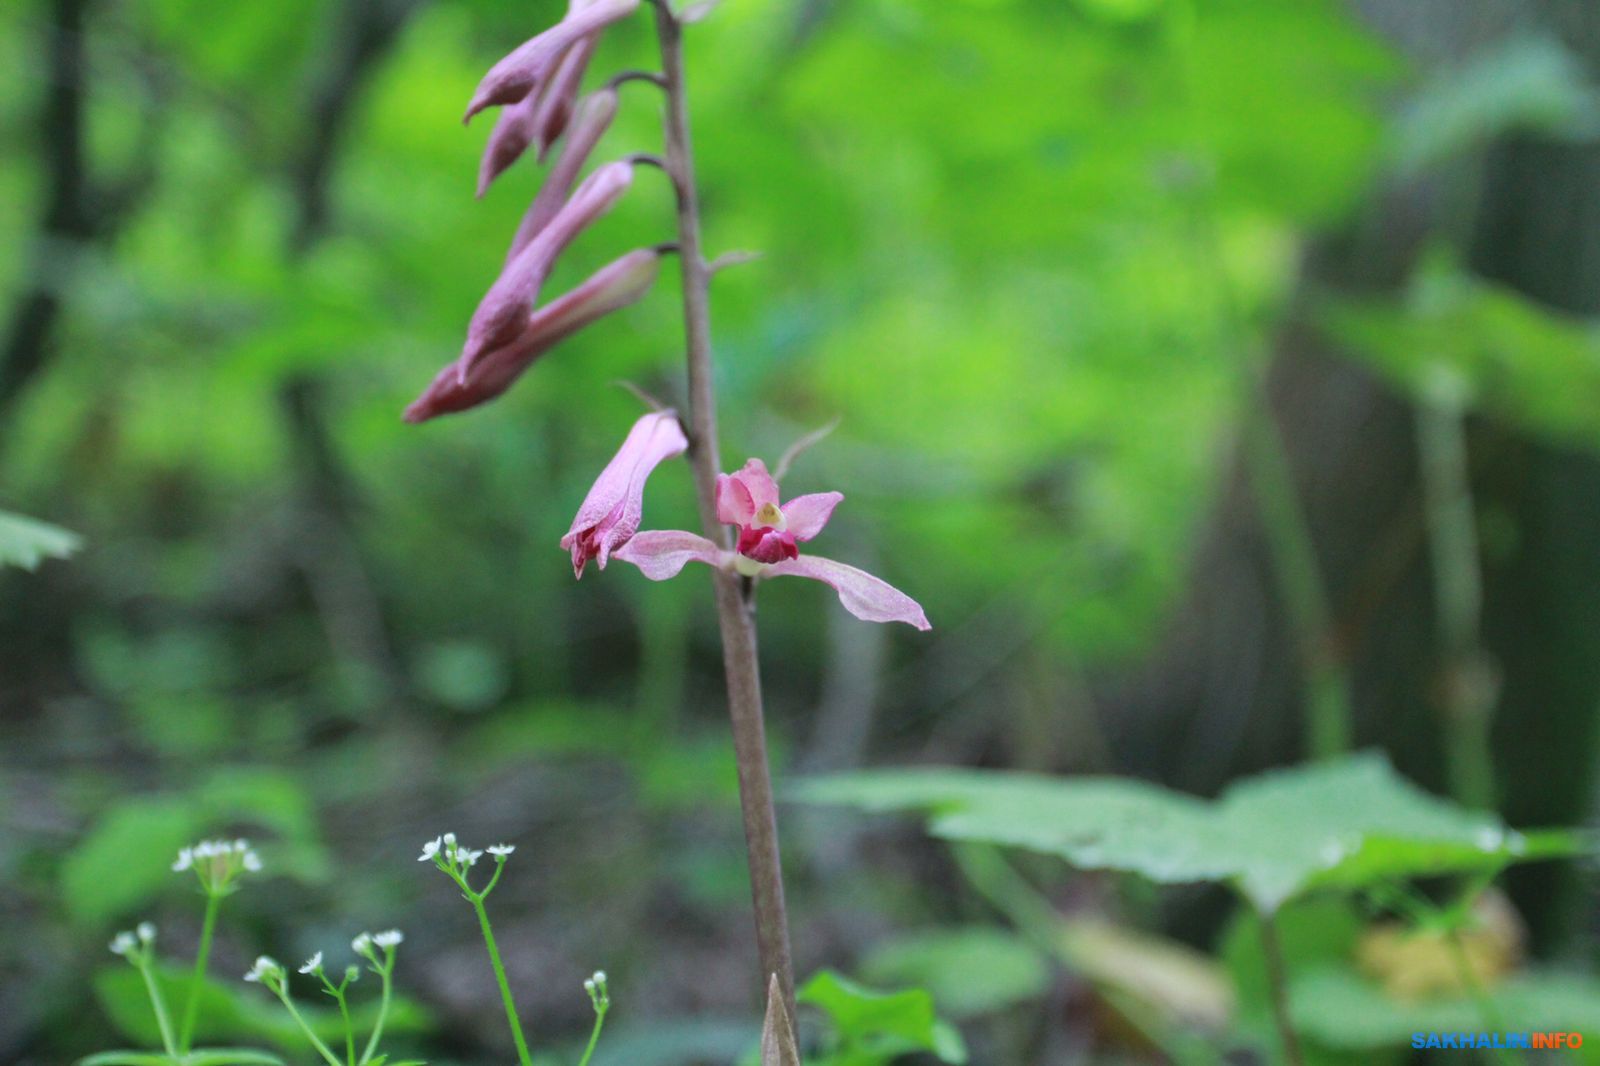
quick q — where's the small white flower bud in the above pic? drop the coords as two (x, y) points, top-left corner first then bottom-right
(109, 932), (137, 956)
(136, 922), (156, 943)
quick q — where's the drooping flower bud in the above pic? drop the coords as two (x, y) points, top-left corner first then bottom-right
(475, 38), (603, 198)
(505, 89), (619, 262)
(464, 0), (640, 123)
(560, 411), (689, 577)
(462, 160), (635, 369)
(405, 247), (664, 423)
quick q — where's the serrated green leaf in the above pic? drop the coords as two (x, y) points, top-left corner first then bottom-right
(0, 509), (81, 570)
(795, 753), (1588, 912)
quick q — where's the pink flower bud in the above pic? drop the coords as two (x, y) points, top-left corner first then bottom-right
(464, 0), (639, 123)
(504, 89), (618, 263)
(474, 37), (601, 198)
(405, 248), (662, 423)
(462, 159), (634, 369)
(561, 411), (689, 577)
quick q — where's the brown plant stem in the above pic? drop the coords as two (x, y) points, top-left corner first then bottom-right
(651, 0), (798, 1021)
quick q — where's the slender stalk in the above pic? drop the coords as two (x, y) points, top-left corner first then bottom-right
(576, 1006), (609, 1066)
(1444, 929), (1516, 1066)
(178, 890), (222, 1052)
(1257, 912), (1304, 1066)
(357, 963), (394, 1066)
(333, 987), (355, 1066)
(277, 990), (344, 1066)
(1416, 385), (1495, 808)
(135, 962), (179, 1059)
(470, 894), (535, 1066)
(650, 0), (797, 1020)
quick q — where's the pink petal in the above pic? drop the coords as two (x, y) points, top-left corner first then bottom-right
(405, 248), (662, 422)
(737, 526), (799, 563)
(464, 0), (639, 122)
(762, 555), (930, 630)
(560, 411), (688, 577)
(613, 531), (729, 581)
(780, 492), (843, 542)
(715, 472), (756, 526)
(462, 159), (633, 368)
(504, 88), (617, 264)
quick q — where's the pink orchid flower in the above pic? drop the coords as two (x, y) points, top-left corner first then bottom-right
(561, 411), (688, 576)
(464, 0), (639, 123)
(405, 247), (663, 423)
(611, 458), (930, 630)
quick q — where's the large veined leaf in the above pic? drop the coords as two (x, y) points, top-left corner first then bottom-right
(793, 753), (1584, 912)
(0, 509), (81, 570)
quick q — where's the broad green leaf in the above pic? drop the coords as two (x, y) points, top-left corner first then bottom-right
(859, 928), (1050, 1018)
(0, 509), (81, 570)
(799, 970), (968, 1064)
(1291, 968), (1600, 1059)
(62, 799), (198, 928)
(795, 753), (1586, 911)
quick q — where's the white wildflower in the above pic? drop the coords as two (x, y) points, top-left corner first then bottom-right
(373, 930), (404, 949)
(109, 932), (137, 957)
(352, 932), (373, 955)
(244, 956), (281, 983)
(418, 837), (442, 862)
(242, 850), (263, 872)
(488, 844), (515, 858)
(136, 922), (156, 943)
(299, 952), (323, 975)
(172, 847), (194, 873)
(459, 848), (483, 867)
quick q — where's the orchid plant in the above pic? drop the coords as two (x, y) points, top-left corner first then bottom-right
(403, 0), (931, 1046)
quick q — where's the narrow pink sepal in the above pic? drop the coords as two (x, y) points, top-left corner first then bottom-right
(762, 555), (931, 630)
(404, 248), (662, 422)
(464, 0), (639, 122)
(504, 88), (618, 265)
(780, 492), (843, 542)
(476, 92), (542, 198)
(560, 411), (688, 577)
(613, 530), (729, 581)
(461, 159), (633, 371)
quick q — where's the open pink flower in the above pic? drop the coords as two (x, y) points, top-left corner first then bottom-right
(405, 247), (663, 422)
(560, 411), (688, 576)
(611, 458), (930, 630)
(464, 0), (639, 123)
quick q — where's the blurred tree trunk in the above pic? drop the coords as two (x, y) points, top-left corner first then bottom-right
(1104, 0), (1600, 953)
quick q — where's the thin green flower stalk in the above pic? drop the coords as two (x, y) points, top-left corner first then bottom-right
(420, 834), (534, 1066)
(352, 930), (404, 1065)
(108, 922), (178, 1059)
(577, 971), (611, 1066)
(171, 838), (263, 1053)
(299, 953), (362, 1066)
(244, 957), (344, 1066)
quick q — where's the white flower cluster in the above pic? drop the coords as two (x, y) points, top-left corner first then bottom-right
(172, 837), (262, 890)
(584, 969), (610, 1012)
(352, 929), (404, 958)
(108, 921), (157, 960)
(418, 832), (514, 868)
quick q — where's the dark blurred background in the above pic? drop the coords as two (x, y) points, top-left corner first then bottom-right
(3, 0), (1599, 1061)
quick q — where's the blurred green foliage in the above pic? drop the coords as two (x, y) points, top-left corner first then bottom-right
(4, 0), (1600, 1062)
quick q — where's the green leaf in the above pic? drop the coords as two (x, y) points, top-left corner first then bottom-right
(62, 799), (198, 929)
(799, 970), (968, 1064)
(859, 928), (1051, 1018)
(794, 753), (1587, 912)
(1291, 968), (1600, 1056)
(0, 509), (81, 570)
(78, 1054), (176, 1066)
(78, 1054), (285, 1066)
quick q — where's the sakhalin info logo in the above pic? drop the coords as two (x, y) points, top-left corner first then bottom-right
(1412, 1032), (1584, 1050)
